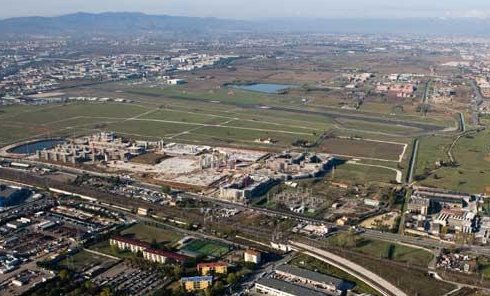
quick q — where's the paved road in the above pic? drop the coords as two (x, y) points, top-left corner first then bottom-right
(290, 241), (408, 296)
(406, 138), (419, 184)
(458, 112), (466, 133)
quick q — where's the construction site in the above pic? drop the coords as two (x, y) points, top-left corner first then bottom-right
(23, 132), (335, 204)
(36, 132), (146, 164)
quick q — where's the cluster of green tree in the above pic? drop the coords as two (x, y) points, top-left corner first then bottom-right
(156, 280), (226, 296)
(117, 248), (184, 280)
(329, 231), (360, 249)
(25, 269), (115, 296)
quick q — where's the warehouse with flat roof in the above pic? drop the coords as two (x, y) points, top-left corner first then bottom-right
(275, 264), (354, 294)
(0, 185), (31, 208)
(255, 278), (328, 296)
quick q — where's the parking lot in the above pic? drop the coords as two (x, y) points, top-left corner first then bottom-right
(93, 263), (169, 296)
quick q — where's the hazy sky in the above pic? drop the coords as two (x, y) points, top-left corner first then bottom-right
(1, 0), (490, 19)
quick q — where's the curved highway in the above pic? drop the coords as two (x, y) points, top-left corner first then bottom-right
(290, 241), (408, 296)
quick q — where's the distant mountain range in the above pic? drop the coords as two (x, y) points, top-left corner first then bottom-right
(0, 12), (251, 37)
(1, 12), (490, 37)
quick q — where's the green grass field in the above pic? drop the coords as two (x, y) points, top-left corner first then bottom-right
(181, 239), (230, 257)
(328, 163), (399, 184)
(415, 130), (490, 194)
(120, 223), (183, 245)
(320, 137), (406, 161)
(141, 109), (228, 125)
(336, 118), (423, 135)
(415, 135), (453, 175)
(0, 102), (322, 147)
(352, 239), (434, 266)
(0, 78), (451, 150)
(0, 103), (150, 144)
(478, 257), (490, 279)
(326, 235), (434, 266)
(0, 81), (459, 186)
(339, 250), (455, 296)
(128, 85), (304, 107)
(59, 250), (118, 273)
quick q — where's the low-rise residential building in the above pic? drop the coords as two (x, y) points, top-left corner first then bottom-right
(110, 237), (189, 264)
(244, 249), (262, 264)
(109, 236), (150, 253)
(142, 248), (189, 265)
(181, 276), (213, 291)
(197, 262), (228, 275)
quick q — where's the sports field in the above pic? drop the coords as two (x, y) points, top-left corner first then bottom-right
(181, 239), (230, 257)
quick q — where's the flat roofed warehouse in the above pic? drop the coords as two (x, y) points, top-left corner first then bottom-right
(0, 185), (31, 208)
(255, 277), (329, 296)
(275, 264), (353, 293)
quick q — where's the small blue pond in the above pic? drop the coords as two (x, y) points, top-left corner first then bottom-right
(232, 83), (297, 94)
(10, 139), (64, 154)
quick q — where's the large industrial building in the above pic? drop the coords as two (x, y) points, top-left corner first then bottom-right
(0, 185), (31, 208)
(255, 277), (328, 296)
(255, 264), (354, 296)
(219, 174), (276, 203)
(275, 264), (352, 295)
